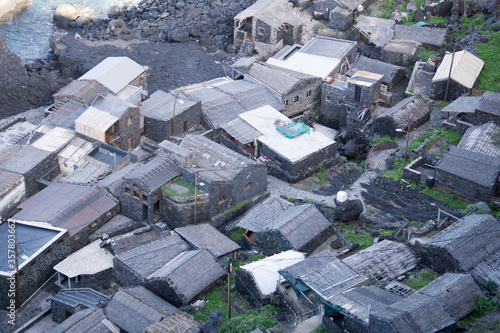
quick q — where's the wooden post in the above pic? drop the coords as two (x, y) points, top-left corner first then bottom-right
(194, 172), (198, 225)
(172, 91), (178, 137)
(15, 244), (21, 311)
(227, 258), (232, 319)
(403, 114), (413, 170)
(444, 45), (457, 103)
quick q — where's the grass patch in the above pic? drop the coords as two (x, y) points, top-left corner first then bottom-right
(371, 136), (398, 146)
(312, 165), (329, 185)
(458, 295), (498, 327)
(162, 178), (200, 198)
(428, 15), (449, 24)
(367, 209), (376, 213)
(405, 271), (437, 290)
(249, 254), (266, 261)
(288, 197), (296, 203)
(434, 101), (449, 107)
(439, 128), (462, 146)
(230, 229), (245, 242)
(221, 198), (252, 215)
(299, 187), (311, 192)
(343, 231), (374, 248)
(379, 229), (396, 236)
(477, 31), (500, 92)
(421, 187), (468, 210)
(416, 47), (438, 62)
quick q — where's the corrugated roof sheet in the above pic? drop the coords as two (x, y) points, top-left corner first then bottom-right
(355, 15), (395, 47)
(53, 308), (118, 333)
(14, 183), (118, 237)
(221, 117), (262, 144)
(105, 286), (180, 333)
(299, 36), (357, 59)
(47, 100), (88, 129)
(123, 154), (181, 191)
(426, 214), (500, 271)
(175, 224), (240, 258)
(79, 57), (146, 94)
(140, 90), (198, 121)
(477, 91), (500, 116)
(432, 50), (484, 88)
(436, 146), (500, 188)
(349, 56), (403, 87)
(441, 96), (482, 113)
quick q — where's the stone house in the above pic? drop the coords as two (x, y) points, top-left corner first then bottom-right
(343, 240), (417, 284)
(224, 106), (337, 182)
(381, 39), (420, 67)
(372, 95), (431, 138)
(0, 145), (59, 196)
(12, 182), (119, 251)
(246, 62), (323, 117)
(51, 288), (110, 324)
(105, 286), (181, 333)
(53, 240), (114, 290)
(235, 250), (305, 305)
(413, 214), (500, 283)
(431, 50), (484, 101)
(113, 232), (225, 307)
(0, 221), (68, 309)
(140, 90), (202, 142)
(75, 94), (141, 151)
(313, 0), (366, 31)
(162, 134), (268, 226)
(435, 146), (500, 202)
(52, 307), (118, 333)
(238, 198), (333, 255)
(233, 0), (303, 55)
(278, 250), (368, 311)
(320, 70), (384, 130)
(475, 91), (500, 125)
(348, 56), (406, 91)
(174, 224), (240, 259)
(177, 77), (284, 133)
(78, 56), (147, 105)
(120, 154), (181, 223)
(394, 24), (448, 51)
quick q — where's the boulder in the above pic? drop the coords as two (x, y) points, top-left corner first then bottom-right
(335, 198), (363, 221)
(108, 19), (125, 29)
(168, 29), (190, 42)
(199, 311), (222, 333)
(466, 202), (491, 214)
(53, 4), (92, 29)
(108, 5), (121, 19)
(342, 140), (363, 158)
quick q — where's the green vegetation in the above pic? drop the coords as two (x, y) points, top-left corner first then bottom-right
(312, 165), (329, 185)
(379, 229), (396, 236)
(299, 187), (311, 192)
(434, 101), (449, 107)
(221, 198), (252, 215)
(230, 229), (245, 242)
(371, 136), (398, 146)
(383, 157), (414, 180)
(428, 15), (449, 25)
(421, 187), (468, 210)
(477, 31), (500, 92)
(249, 254), (266, 261)
(458, 295), (498, 327)
(314, 327), (325, 333)
(343, 231), (374, 248)
(313, 23), (325, 32)
(288, 197), (296, 203)
(405, 271), (437, 290)
(402, 11), (415, 25)
(163, 178), (200, 198)
(367, 209), (376, 213)
(416, 47), (438, 62)
(397, 2), (406, 12)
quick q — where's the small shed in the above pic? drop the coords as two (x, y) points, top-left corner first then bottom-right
(381, 39), (420, 67)
(348, 56), (405, 90)
(435, 146), (500, 202)
(238, 201), (333, 255)
(343, 240), (417, 284)
(441, 96), (482, 125)
(418, 273), (481, 320)
(105, 286), (181, 333)
(431, 50), (484, 101)
(414, 214), (500, 274)
(373, 95), (430, 137)
(235, 250), (306, 305)
(174, 224), (240, 259)
(279, 250), (368, 308)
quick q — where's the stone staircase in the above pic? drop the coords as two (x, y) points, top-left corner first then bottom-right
(239, 39), (255, 57)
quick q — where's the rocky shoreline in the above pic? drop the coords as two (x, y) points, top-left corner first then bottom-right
(0, 0), (30, 22)
(53, 0), (257, 53)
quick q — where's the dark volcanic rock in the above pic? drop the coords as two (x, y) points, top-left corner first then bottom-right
(335, 198), (364, 221)
(49, 33), (225, 94)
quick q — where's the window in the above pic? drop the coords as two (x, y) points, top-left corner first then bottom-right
(284, 100), (289, 106)
(284, 24), (289, 31)
(326, 96), (331, 101)
(124, 186), (131, 195)
(183, 121), (188, 132)
(133, 190), (140, 199)
(247, 17), (252, 23)
(293, 96), (299, 103)
(258, 28), (264, 35)
(306, 90), (312, 97)
(219, 196), (226, 203)
(142, 194), (148, 203)
(127, 117), (132, 125)
(245, 182), (252, 189)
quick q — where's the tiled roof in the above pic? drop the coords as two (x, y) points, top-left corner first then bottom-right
(0, 145), (52, 175)
(247, 62), (314, 95)
(175, 224), (240, 258)
(123, 155), (181, 191)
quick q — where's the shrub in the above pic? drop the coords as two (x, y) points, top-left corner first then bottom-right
(476, 31), (500, 92)
(230, 229), (245, 242)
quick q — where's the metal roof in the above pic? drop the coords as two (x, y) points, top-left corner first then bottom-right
(300, 36), (357, 59)
(432, 50), (484, 88)
(52, 288), (110, 309)
(174, 224), (240, 258)
(79, 57), (146, 94)
(14, 183), (118, 237)
(267, 52), (340, 80)
(53, 80), (112, 105)
(247, 62), (316, 95)
(221, 117), (262, 144)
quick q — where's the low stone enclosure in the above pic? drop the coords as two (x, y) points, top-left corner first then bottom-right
(403, 156), (435, 187)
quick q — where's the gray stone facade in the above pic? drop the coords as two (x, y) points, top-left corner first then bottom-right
(160, 191), (210, 228)
(435, 169), (495, 203)
(431, 79), (471, 102)
(282, 78), (323, 117)
(109, 106), (141, 151)
(0, 231), (69, 309)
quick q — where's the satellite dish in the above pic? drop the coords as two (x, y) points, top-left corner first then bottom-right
(357, 5), (364, 12)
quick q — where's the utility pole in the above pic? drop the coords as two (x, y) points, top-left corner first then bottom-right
(403, 113), (413, 170)
(194, 172), (198, 225)
(444, 44), (457, 104)
(172, 91), (178, 137)
(15, 244), (21, 311)
(227, 258), (232, 319)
